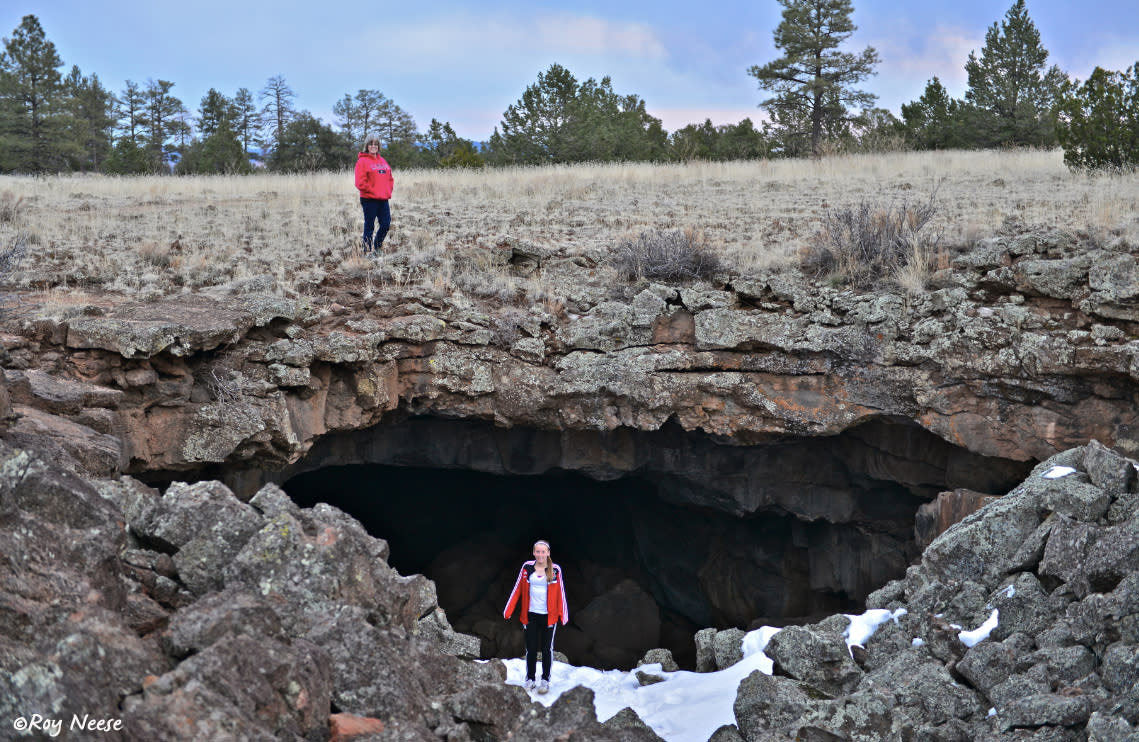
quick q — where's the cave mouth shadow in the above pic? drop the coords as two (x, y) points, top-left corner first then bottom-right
(283, 463), (906, 671)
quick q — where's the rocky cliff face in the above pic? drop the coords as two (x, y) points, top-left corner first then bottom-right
(1, 427), (1136, 740)
(2, 227), (1136, 487)
(2, 225), (1137, 674)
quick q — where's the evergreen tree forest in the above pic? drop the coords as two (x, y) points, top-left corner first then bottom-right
(1, 7), (1135, 174)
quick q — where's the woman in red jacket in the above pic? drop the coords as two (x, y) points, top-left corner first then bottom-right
(503, 540), (568, 694)
(354, 137), (394, 255)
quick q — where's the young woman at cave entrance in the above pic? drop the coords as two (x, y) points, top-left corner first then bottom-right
(503, 539), (568, 694)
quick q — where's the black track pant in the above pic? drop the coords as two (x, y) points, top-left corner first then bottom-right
(525, 612), (556, 681)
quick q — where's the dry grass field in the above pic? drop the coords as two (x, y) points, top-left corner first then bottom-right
(1, 149), (1137, 318)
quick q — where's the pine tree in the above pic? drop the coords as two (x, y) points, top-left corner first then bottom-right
(713, 119), (769, 160)
(141, 79), (185, 171)
(179, 88), (248, 174)
(197, 88), (236, 138)
(747, 0), (879, 157)
(570, 76), (667, 161)
(177, 119), (249, 174)
(269, 111), (353, 171)
(668, 119), (719, 161)
(334, 89), (391, 146)
(374, 99), (418, 156)
(489, 63), (580, 164)
(232, 87), (261, 159)
(901, 77), (968, 150)
(259, 74), (296, 158)
(115, 80), (145, 144)
(62, 66), (113, 170)
(488, 63), (665, 164)
(963, 0), (1066, 147)
(1056, 63), (1139, 172)
(0, 14), (68, 172)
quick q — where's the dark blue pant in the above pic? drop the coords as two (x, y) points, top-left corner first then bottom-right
(525, 612), (556, 681)
(360, 198), (390, 251)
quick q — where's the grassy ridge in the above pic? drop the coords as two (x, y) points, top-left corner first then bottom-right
(1, 150), (1136, 314)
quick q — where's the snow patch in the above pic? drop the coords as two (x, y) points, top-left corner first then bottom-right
(497, 610), (921, 742)
(1043, 465), (1076, 479)
(959, 609), (1000, 647)
(844, 608), (907, 656)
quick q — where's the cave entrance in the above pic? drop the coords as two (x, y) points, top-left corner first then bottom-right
(283, 463), (871, 670)
(263, 415), (1034, 670)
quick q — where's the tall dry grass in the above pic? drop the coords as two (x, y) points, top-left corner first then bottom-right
(0, 150), (1136, 307)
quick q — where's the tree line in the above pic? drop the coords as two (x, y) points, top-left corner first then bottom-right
(0, 15), (484, 174)
(1, 4), (1136, 175)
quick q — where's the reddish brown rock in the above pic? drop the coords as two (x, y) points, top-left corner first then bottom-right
(915, 489), (1000, 550)
(329, 712), (385, 740)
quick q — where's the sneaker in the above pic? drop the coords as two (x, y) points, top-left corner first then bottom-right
(537, 679), (549, 694)
(523, 679), (535, 692)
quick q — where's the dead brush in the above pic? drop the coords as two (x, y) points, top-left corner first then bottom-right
(612, 226), (723, 282)
(0, 191), (24, 223)
(802, 185), (942, 290)
(137, 241), (172, 268)
(338, 254), (374, 279)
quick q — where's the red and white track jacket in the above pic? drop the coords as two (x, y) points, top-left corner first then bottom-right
(503, 560), (569, 627)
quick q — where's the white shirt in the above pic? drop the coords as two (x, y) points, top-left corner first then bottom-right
(529, 570), (549, 614)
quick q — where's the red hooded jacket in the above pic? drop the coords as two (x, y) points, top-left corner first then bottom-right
(503, 561), (569, 627)
(355, 151), (394, 200)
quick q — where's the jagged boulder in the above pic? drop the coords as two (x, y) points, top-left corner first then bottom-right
(764, 625), (863, 696)
(508, 685), (663, 742)
(0, 441), (171, 730)
(123, 632), (333, 741)
(0, 440), (555, 741)
(731, 442), (1139, 742)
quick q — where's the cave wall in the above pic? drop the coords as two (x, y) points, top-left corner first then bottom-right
(246, 415), (1030, 521)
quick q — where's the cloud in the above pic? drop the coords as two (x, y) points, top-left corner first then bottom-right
(861, 22), (980, 113)
(871, 23), (976, 91)
(375, 11), (667, 71)
(648, 106), (768, 132)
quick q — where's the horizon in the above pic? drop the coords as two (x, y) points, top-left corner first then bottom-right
(4, 1), (1137, 143)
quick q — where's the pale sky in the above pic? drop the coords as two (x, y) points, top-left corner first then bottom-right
(6, 1), (1137, 141)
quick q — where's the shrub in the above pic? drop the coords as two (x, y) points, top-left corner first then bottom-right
(0, 191), (24, 223)
(802, 188), (941, 289)
(613, 227), (722, 282)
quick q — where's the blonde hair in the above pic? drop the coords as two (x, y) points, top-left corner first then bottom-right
(534, 540), (553, 581)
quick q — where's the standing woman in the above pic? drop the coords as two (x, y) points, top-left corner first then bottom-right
(503, 540), (568, 694)
(354, 137), (394, 254)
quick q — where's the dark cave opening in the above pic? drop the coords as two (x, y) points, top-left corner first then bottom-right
(283, 460), (922, 670)
(166, 413), (1037, 671)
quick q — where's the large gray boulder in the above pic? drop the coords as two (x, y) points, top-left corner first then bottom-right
(764, 625), (863, 696)
(1040, 515), (1139, 598)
